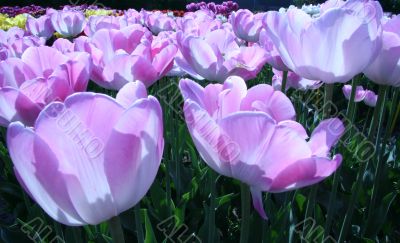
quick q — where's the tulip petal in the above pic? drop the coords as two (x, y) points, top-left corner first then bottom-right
(21, 46), (68, 78)
(104, 97), (163, 212)
(7, 122), (86, 225)
(309, 118), (344, 157)
(250, 187), (268, 220)
(268, 155), (342, 192)
(116, 81), (148, 108)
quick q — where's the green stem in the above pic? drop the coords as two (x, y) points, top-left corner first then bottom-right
(208, 170), (217, 243)
(302, 83), (334, 241)
(364, 87), (398, 237)
(281, 71), (288, 93)
(323, 83), (334, 118)
(389, 91), (400, 136)
(134, 205), (144, 243)
(108, 216), (125, 243)
(324, 79), (358, 236)
(338, 85), (388, 242)
(240, 183), (251, 243)
(301, 186), (317, 243)
(72, 227), (82, 243)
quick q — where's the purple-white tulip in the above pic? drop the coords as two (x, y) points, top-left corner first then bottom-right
(363, 90), (378, 107)
(264, 0), (383, 83)
(7, 81), (164, 226)
(51, 10), (86, 37)
(26, 15), (55, 40)
(229, 9), (264, 42)
(179, 76), (344, 218)
(0, 27), (45, 60)
(143, 11), (176, 35)
(76, 25), (177, 89)
(272, 69), (322, 91)
(84, 15), (133, 37)
(258, 29), (289, 71)
(176, 29), (268, 82)
(364, 15), (400, 87)
(0, 46), (92, 126)
(342, 85), (366, 102)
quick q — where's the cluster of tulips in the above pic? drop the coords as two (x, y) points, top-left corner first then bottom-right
(0, 0), (399, 241)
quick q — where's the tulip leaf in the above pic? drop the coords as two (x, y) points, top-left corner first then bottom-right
(144, 210), (157, 243)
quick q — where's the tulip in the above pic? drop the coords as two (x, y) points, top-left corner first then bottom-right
(176, 13), (222, 37)
(229, 9), (264, 42)
(7, 81), (164, 226)
(264, 0), (383, 83)
(51, 10), (86, 37)
(364, 15), (400, 87)
(0, 46), (92, 126)
(176, 29), (268, 82)
(342, 84), (366, 102)
(76, 25), (177, 89)
(26, 15), (54, 40)
(179, 76), (344, 218)
(52, 38), (75, 54)
(0, 27), (45, 60)
(143, 11), (176, 35)
(272, 69), (322, 91)
(84, 15), (131, 37)
(363, 90), (378, 107)
(258, 29), (289, 71)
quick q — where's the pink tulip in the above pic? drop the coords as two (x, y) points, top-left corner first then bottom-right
(320, 0), (345, 14)
(272, 69), (322, 91)
(0, 28), (45, 60)
(176, 15), (223, 37)
(176, 29), (268, 82)
(364, 15), (400, 87)
(259, 29), (289, 71)
(26, 15), (55, 40)
(84, 15), (132, 37)
(51, 10), (86, 37)
(124, 9), (142, 24)
(0, 27), (25, 43)
(229, 9), (264, 42)
(76, 25), (177, 89)
(363, 90), (378, 107)
(264, 0), (383, 83)
(52, 38), (75, 54)
(143, 11), (176, 35)
(342, 85), (366, 102)
(0, 46), (92, 126)
(7, 81), (164, 226)
(179, 76), (344, 218)
(153, 32), (186, 77)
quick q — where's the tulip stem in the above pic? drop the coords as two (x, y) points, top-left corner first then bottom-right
(208, 170), (217, 243)
(134, 205), (144, 243)
(363, 87), (398, 237)
(240, 183), (251, 243)
(323, 83), (334, 118)
(108, 216), (125, 243)
(281, 71), (288, 93)
(338, 85), (388, 242)
(324, 78), (358, 236)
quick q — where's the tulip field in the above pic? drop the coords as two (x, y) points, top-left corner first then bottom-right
(0, 0), (399, 242)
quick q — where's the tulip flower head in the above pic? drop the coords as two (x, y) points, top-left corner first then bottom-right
(179, 76), (344, 218)
(264, 0), (383, 83)
(7, 81), (164, 226)
(51, 10), (86, 37)
(176, 29), (268, 82)
(364, 15), (400, 87)
(0, 46), (92, 126)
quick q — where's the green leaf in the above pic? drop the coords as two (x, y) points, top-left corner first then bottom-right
(144, 210), (157, 243)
